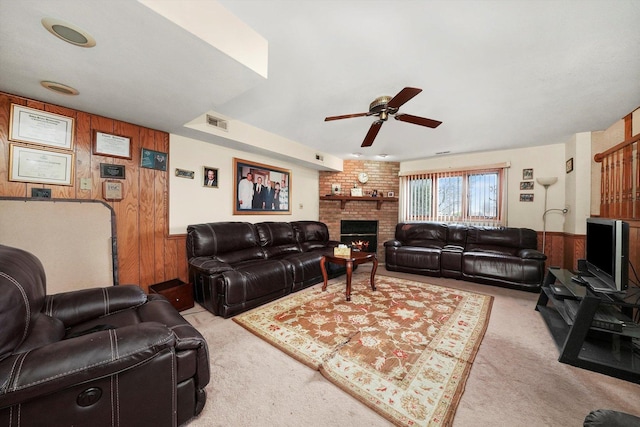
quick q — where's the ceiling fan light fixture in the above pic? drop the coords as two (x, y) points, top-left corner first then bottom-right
(40, 81), (79, 96)
(369, 96), (391, 114)
(41, 17), (96, 48)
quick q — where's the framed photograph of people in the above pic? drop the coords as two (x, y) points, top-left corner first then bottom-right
(519, 181), (534, 190)
(233, 158), (291, 215)
(203, 166), (218, 188)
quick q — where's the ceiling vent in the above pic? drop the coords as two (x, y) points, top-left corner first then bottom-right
(206, 114), (228, 131)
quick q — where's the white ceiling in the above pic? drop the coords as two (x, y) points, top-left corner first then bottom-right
(1, 0), (639, 166)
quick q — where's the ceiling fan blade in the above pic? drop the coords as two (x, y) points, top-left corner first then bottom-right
(324, 112), (368, 121)
(395, 113), (442, 128)
(387, 87), (422, 109)
(361, 121), (383, 147)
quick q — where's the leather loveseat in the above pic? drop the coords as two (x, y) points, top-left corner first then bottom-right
(384, 222), (546, 291)
(0, 244), (210, 427)
(186, 221), (346, 318)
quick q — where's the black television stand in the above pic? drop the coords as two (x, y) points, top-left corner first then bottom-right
(536, 267), (640, 382)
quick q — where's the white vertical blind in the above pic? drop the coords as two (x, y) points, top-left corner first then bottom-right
(400, 164), (509, 226)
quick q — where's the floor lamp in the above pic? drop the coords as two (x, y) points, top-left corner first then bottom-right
(536, 176), (558, 255)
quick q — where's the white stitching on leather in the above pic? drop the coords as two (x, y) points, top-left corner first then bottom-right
(0, 272), (31, 345)
(115, 373), (120, 427)
(102, 288), (109, 316)
(7, 333), (174, 391)
(3, 353), (22, 392)
(171, 348), (177, 427)
(110, 375), (115, 427)
(10, 352), (28, 393)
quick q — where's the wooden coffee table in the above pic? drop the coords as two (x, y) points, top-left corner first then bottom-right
(321, 251), (378, 301)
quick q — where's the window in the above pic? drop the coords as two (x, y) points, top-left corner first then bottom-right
(399, 165), (508, 226)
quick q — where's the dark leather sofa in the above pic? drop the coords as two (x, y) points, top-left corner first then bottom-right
(384, 222), (546, 291)
(0, 244), (210, 427)
(186, 221), (346, 317)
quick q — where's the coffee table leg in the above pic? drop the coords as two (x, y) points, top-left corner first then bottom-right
(345, 260), (353, 301)
(321, 256), (328, 292)
(370, 257), (378, 291)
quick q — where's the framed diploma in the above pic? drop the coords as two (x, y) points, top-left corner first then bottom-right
(93, 131), (132, 159)
(9, 104), (74, 150)
(9, 144), (74, 186)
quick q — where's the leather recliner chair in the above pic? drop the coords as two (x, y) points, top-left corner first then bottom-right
(0, 244), (210, 427)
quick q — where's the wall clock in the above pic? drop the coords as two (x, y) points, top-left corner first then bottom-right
(357, 172), (369, 184)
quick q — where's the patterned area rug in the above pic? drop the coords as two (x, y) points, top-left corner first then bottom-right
(233, 275), (493, 426)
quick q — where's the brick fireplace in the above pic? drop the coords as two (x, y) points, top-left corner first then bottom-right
(319, 160), (400, 262)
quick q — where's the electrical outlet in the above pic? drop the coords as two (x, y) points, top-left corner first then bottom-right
(80, 178), (92, 190)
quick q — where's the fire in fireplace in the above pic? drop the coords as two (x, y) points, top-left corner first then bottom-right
(340, 220), (378, 253)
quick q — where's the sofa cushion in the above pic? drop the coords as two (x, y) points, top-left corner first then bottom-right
(256, 222), (297, 247)
(186, 222), (259, 259)
(392, 247), (442, 271)
(219, 260), (292, 305)
(396, 222), (447, 249)
(292, 221), (332, 251)
(466, 226), (537, 251)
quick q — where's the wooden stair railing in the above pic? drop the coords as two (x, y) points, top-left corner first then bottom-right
(594, 113), (640, 220)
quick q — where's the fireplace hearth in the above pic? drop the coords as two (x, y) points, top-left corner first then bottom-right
(340, 220), (378, 253)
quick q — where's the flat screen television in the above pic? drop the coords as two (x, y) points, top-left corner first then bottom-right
(585, 218), (629, 293)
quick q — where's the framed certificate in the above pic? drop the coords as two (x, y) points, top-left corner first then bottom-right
(9, 104), (74, 150)
(102, 181), (124, 201)
(9, 144), (74, 186)
(93, 131), (132, 159)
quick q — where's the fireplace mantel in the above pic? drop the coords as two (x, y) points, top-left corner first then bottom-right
(320, 195), (398, 210)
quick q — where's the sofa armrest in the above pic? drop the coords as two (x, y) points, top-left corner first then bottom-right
(138, 298), (210, 387)
(44, 285), (148, 327)
(518, 248), (547, 260)
(189, 257), (234, 276)
(0, 323), (174, 408)
(384, 240), (403, 248)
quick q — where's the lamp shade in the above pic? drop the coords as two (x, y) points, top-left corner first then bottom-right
(536, 176), (558, 187)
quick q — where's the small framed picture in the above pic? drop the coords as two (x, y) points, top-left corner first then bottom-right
(522, 168), (533, 180)
(387, 191), (395, 197)
(102, 181), (124, 201)
(203, 166), (218, 188)
(331, 183), (341, 195)
(94, 131), (131, 159)
(520, 193), (534, 202)
(100, 163), (125, 179)
(140, 148), (167, 171)
(520, 181), (534, 190)
(566, 158), (574, 173)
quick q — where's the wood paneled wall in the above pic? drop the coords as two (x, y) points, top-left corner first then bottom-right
(0, 92), (187, 292)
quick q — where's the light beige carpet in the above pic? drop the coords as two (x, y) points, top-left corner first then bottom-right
(233, 275), (493, 426)
(183, 266), (640, 427)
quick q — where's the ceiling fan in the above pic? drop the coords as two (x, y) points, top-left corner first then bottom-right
(324, 87), (442, 147)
